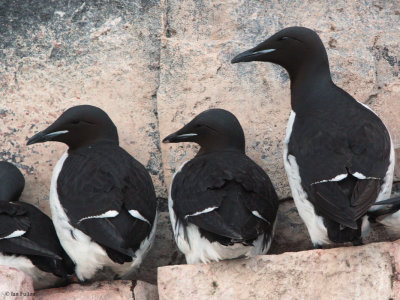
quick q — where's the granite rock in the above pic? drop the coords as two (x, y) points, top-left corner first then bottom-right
(1, 0), (400, 285)
(35, 280), (158, 300)
(0, 266), (34, 300)
(158, 240), (400, 300)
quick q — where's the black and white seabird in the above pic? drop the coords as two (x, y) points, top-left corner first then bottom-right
(0, 161), (74, 289)
(163, 108), (279, 263)
(27, 105), (157, 281)
(232, 27), (395, 247)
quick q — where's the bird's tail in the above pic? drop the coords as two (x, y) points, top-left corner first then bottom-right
(368, 196), (400, 223)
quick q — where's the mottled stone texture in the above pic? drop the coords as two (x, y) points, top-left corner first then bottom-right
(158, 240), (400, 300)
(0, 0), (166, 209)
(1, 0), (400, 285)
(35, 280), (158, 300)
(158, 0), (400, 197)
(0, 266), (34, 300)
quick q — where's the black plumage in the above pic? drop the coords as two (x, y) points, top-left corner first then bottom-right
(172, 151), (278, 246)
(0, 202), (74, 277)
(232, 26), (393, 246)
(56, 141), (156, 261)
(27, 105), (157, 280)
(289, 100), (390, 230)
(163, 108), (279, 263)
(0, 161), (74, 289)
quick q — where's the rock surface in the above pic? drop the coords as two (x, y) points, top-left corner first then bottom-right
(35, 280), (158, 300)
(0, 266), (34, 300)
(1, 0), (400, 284)
(158, 240), (400, 300)
(158, 0), (400, 198)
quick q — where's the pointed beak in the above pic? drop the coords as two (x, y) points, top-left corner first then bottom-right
(27, 130), (69, 145)
(162, 132), (198, 144)
(231, 48), (276, 64)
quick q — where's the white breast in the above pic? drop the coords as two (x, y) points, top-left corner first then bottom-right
(283, 111), (331, 246)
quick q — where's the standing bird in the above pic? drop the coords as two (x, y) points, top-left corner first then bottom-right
(27, 105), (157, 281)
(232, 27), (394, 247)
(0, 161), (74, 289)
(163, 108), (279, 263)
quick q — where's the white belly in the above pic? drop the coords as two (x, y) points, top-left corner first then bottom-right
(50, 152), (156, 281)
(284, 110), (395, 245)
(0, 253), (61, 290)
(169, 161), (273, 264)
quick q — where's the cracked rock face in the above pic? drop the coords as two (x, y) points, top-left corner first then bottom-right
(1, 0), (400, 285)
(34, 280), (158, 300)
(158, 240), (400, 299)
(0, 0), (166, 211)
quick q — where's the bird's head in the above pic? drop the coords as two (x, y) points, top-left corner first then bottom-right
(163, 108), (245, 154)
(27, 105), (119, 150)
(0, 161), (25, 202)
(231, 26), (329, 77)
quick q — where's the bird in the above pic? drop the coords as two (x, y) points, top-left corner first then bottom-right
(0, 161), (74, 289)
(232, 26), (394, 247)
(27, 105), (158, 281)
(162, 108), (279, 264)
(368, 196), (400, 234)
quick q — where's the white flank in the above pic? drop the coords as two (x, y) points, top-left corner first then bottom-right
(311, 173), (348, 185)
(252, 211), (268, 222)
(129, 210), (150, 225)
(184, 206), (218, 219)
(369, 139), (398, 234)
(283, 111), (330, 246)
(355, 100), (397, 236)
(1, 230), (26, 239)
(78, 210), (119, 223)
(50, 152), (155, 281)
(169, 161), (272, 264)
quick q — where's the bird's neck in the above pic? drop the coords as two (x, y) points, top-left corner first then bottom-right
(68, 138), (118, 153)
(196, 144), (245, 157)
(289, 58), (333, 113)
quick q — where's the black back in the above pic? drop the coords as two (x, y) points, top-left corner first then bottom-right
(288, 85), (391, 241)
(57, 140), (157, 263)
(0, 202), (75, 277)
(172, 149), (279, 246)
(0, 161), (74, 277)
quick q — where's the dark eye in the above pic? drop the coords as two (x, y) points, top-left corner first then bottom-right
(71, 120), (80, 125)
(279, 36), (289, 41)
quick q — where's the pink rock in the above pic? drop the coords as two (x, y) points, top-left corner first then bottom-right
(158, 240), (400, 299)
(0, 266), (34, 300)
(134, 281), (159, 300)
(35, 280), (157, 300)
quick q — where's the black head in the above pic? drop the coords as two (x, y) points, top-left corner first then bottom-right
(163, 108), (245, 154)
(0, 161), (25, 202)
(231, 27), (330, 79)
(27, 105), (119, 150)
